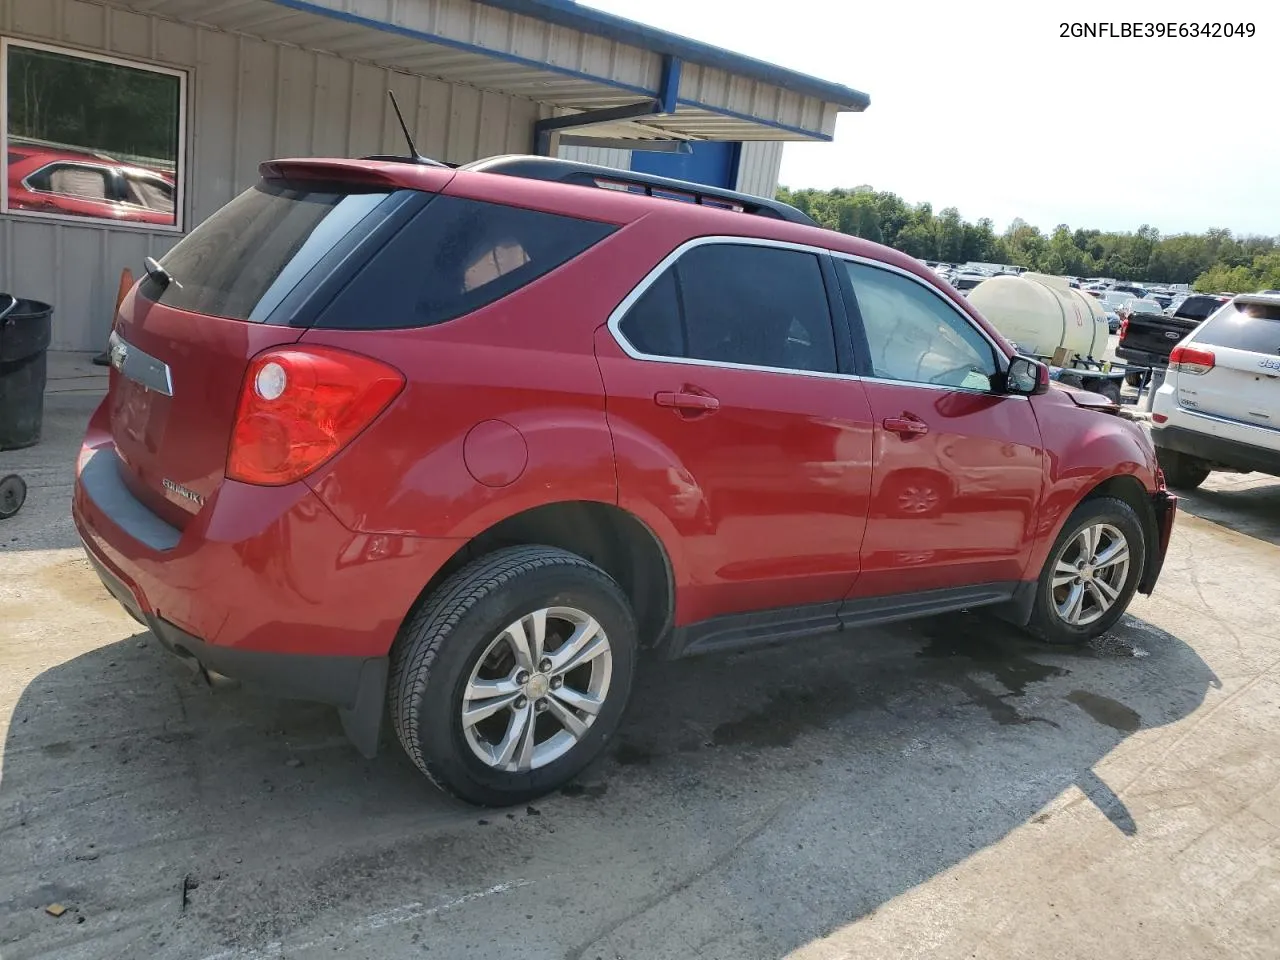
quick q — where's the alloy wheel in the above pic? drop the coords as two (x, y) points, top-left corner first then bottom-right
(1050, 522), (1131, 626)
(460, 606), (613, 772)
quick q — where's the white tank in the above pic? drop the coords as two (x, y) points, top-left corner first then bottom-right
(968, 273), (1110, 361)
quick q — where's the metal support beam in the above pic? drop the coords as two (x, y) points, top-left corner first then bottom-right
(533, 99), (662, 155)
(659, 56), (681, 114)
(558, 135), (692, 154)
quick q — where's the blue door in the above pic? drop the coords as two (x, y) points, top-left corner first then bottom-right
(629, 141), (741, 189)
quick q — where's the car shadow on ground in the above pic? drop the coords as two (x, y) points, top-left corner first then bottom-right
(1172, 475), (1280, 547)
(0, 606), (1217, 959)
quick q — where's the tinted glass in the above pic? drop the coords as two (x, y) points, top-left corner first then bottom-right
(844, 261), (999, 391)
(619, 269), (683, 357)
(619, 244), (837, 374)
(319, 195), (616, 330)
(1194, 301), (1280, 353)
(1174, 296), (1224, 321)
(145, 180), (390, 321)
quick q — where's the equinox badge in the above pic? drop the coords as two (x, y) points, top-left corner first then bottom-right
(163, 478), (205, 506)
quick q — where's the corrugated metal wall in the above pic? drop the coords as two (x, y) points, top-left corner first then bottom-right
(735, 141), (784, 199)
(558, 141), (784, 199)
(0, 0), (548, 350)
(556, 144), (633, 169)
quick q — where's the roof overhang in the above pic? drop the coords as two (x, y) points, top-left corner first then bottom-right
(114, 0), (868, 143)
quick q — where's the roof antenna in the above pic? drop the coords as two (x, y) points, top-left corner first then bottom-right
(361, 90), (450, 167)
(387, 90), (424, 162)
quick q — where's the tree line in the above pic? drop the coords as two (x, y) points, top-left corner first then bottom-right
(776, 186), (1280, 294)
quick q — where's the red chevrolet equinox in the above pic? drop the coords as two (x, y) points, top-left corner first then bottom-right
(74, 154), (1177, 806)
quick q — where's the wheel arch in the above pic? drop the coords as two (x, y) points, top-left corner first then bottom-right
(1078, 474), (1161, 593)
(407, 500), (676, 649)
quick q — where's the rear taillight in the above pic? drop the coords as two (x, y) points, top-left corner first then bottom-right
(1169, 344), (1215, 376)
(227, 346), (404, 485)
(1153, 413), (1168, 423)
(1118, 318), (1129, 340)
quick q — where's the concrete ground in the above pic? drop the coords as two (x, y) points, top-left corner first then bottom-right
(2, 354), (1278, 960)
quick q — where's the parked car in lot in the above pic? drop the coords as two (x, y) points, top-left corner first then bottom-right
(1151, 293), (1280, 488)
(949, 271), (988, 295)
(6, 144), (176, 225)
(1117, 293), (1228, 383)
(1105, 309), (1121, 334)
(1118, 297), (1165, 322)
(73, 154), (1177, 805)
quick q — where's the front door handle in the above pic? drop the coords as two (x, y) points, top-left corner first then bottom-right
(655, 389), (720, 416)
(883, 415), (929, 438)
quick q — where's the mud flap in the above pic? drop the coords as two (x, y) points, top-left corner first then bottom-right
(339, 657), (389, 759)
(1139, 491), (1177, 595)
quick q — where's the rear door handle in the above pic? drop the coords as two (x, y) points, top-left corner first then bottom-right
(655, 390), (720, 415)
(883, 415), (929, 438)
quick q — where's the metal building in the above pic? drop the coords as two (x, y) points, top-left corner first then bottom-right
(0, 0), (868, 350)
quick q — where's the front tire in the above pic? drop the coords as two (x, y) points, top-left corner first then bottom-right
(1028, 497), (1146, 645)
(389, 546), (637, 806)
(1156, 447), (1210, 490)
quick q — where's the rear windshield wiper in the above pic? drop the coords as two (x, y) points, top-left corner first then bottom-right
(144, 256), (182, 290)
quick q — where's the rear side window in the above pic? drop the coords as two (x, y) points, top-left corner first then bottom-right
(317, 196), (616, 329)
(145, 181), (391, 321)
(1194, 301), (1280, 353)
(618, 243), (838, 374)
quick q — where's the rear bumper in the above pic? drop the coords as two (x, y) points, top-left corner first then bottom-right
(1114, 344), (1165, 368)
(1152, 423), (1280, 476)
(72, 402), (465, 749)
(83, 539), (388, 755)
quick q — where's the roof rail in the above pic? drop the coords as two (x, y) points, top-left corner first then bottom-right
(459, 154), (818, 226)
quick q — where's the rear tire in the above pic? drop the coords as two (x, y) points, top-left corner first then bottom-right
(1027, 496), (1146, 645)
(1156, 447), (1210, 490)
(389, 546), (637, 806)
(1124, 371), (1144, 388)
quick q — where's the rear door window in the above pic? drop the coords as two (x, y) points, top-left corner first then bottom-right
(144, 180), (391, 321)
(317, 196), (616, 329)
(617, 242), (838, 374)
(28, 162), (111, 201)
(1194, 301), (1280, 353)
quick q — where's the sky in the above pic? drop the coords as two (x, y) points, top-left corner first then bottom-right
(579, 0), (1275, 237)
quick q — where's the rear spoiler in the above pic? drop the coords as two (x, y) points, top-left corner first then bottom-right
(258, 159), (455, 192)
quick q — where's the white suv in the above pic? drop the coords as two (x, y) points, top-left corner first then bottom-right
(1151, 293), (1280, 488)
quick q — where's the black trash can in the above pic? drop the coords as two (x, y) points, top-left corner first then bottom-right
(0, 294), (54, 451)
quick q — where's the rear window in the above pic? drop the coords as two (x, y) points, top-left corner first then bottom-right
(1173, 296), (1223, 322)
(144, 181), (391, 321)
(317, 195), (616, 330)
(1195, 301), (1280, 353)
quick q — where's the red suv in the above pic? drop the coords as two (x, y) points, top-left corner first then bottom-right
(74, 155), (1177, 805)
(7, 144), (176, 225)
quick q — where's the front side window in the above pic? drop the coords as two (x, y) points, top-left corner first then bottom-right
(618, 243), (838, 374)
(843, 260), (999, 391)
(123, 173), (175, 214)
(2, 39), (184, 228)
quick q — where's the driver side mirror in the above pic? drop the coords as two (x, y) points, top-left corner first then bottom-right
(1004, 355), (1050, 396)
